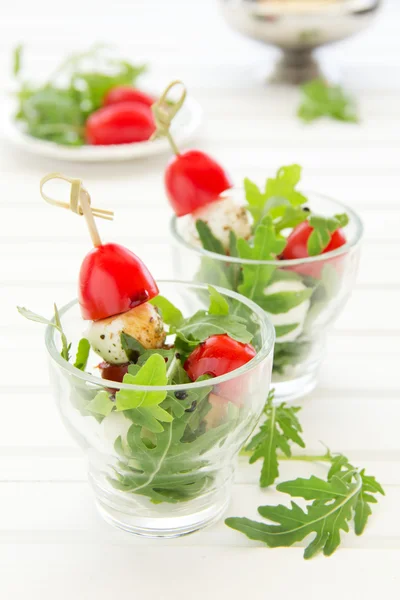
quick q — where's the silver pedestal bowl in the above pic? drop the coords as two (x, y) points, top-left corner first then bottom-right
(218, 0), (383, 84)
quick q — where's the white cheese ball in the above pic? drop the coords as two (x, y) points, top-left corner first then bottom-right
(100, 411), (131, 454)
(263, 280), (311, 343)
(87, 302), (166, 364)
(185, 197), (251, 251)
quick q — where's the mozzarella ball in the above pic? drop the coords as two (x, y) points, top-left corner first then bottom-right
(100, 411), (131, 454)
(87, 302), (166, 364)
(263, 280), (311, 342)
(185, 197), (251, 251)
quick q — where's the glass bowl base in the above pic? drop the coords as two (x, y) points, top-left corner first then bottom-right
(272, 370), (318, 404)
(95, 494), (230, 538)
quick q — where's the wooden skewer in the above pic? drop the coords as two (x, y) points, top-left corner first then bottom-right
(40, 173), (114, 247)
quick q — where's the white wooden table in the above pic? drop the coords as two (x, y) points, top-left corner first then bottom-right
(1, 0), (400, 597)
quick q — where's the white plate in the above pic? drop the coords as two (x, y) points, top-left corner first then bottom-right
(4, 95), (203, 162)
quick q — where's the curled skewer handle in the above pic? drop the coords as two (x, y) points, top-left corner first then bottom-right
(40, 173), (114, 247)
(151, 80), (187, 155)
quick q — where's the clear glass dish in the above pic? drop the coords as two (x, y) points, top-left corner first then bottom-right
(45, 281), (275, 537)
(171, 192), (363, 402)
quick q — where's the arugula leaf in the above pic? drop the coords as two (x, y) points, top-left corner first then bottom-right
(126, 405), (173, 433)
(245, 390), (305, 487)
(120, 333), (146, 362)
(244, 177), (267, 223)
(86, 390), (114, 417)
(298, 79), (359, 124)
(307, 213), (349, 256)
(17, 304), (71, 361)
(327, 454), (385, 536)
(264, 165), (308, 209)
(115, 354), (168, 411)
(237, 217), (286, 300)
(13, 44), (22, 77)
(226, 473), (362, 559)
(150, 296), (184, 329)
(272, 341), (311, 375)
(274, 324), (299, 339)
(73, 338), (90, 371)
(256, 287), (313, 315)
(195, 220), (226, 255)
(227, 448), (384, 560)
(208, 285), (229, 316)
(274, 205), (309, 233)
(176, 311), (253, 345)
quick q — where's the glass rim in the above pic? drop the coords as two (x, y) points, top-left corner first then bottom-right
(170, 189), (364, 267)
(44, 280), (275, 392)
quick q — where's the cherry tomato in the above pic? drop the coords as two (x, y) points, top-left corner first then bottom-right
(85, 102), (155, 145)
(79, 243), (159, 321)
(165, 150), (232, 216)
(184, 334), (256, 381)
(99, 361), (129, 383)
(282, 222), (346, 260)
(104, 86), (155, 108)
(282, 222), (347, 278)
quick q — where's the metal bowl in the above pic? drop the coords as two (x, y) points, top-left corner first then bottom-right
(218, 0), (383, 83)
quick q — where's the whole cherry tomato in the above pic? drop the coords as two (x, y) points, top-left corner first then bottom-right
(79, 243), (159, 321)
(282, 222), (347, 278)
(165, 150), (232, 216)
(282, 222), (346, 260)
(85, 102), (155, 145)
(184, 334), (256, 381)
(104, 86), (155, 108)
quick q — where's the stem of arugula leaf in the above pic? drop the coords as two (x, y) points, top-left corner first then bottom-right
(240, 449), (331, 463)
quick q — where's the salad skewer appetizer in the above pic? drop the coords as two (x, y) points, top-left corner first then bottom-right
(154, 81), (363, 400)
(18, 175), (275, 535)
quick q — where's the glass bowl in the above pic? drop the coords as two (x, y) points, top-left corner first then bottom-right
(171, 192), (363, 402)
(45, 281), (275, 537)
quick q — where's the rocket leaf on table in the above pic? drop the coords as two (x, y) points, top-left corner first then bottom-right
(226, 473), (362, 559)
(244, 390), (305, 487)
(298, 79), (359, 124)
(227, 451), (384, 559)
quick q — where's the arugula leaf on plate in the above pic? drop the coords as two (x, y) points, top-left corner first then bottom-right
(298, 78), (359, 124)
(13, 45), (146, 146)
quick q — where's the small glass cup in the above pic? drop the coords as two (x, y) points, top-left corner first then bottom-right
(171, 191), (363, 402)
(45, 281), (275, 537)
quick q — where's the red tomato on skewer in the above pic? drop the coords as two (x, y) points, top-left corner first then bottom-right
(79, 243), (159, 321)
(165, 150), (232, 216)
